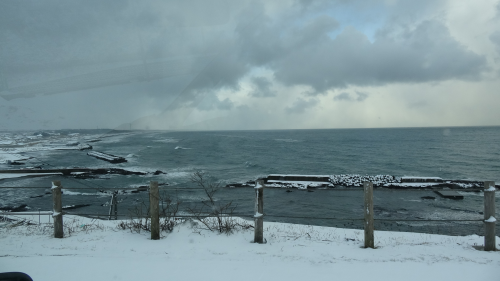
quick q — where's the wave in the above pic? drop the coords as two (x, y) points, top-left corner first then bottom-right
(274, 139), (301, 143)
(153, 138), (179, 143)
(62, 189), (108, 196)
(175, 146), (192, 150)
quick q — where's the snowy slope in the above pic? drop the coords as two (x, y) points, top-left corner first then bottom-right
(0, 215), (498, 281)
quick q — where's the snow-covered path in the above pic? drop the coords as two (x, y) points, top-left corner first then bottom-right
(1, 215), (498, 281)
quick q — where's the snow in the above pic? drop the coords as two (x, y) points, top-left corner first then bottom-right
(484, 216), (496, 223)
(267, 180), (330, 185)
(255, 181), (264, 189)
(0, 173), (62, 180)
(384, 182), (441, 187)
(401, 176), (442, 180)
(0, 214), (498, 281)
(269, 174), (331, 177)
(485, 186), (496, 192)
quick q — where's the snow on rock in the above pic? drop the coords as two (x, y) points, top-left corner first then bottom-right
(330, 174), (399, 187)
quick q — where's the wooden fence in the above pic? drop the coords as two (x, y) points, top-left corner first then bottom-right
(1, 180), (496, 251)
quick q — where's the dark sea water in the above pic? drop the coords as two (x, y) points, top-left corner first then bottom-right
(1, 126), (499, 236)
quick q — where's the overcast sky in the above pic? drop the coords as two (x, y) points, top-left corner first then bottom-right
(1, 0), (499, 131)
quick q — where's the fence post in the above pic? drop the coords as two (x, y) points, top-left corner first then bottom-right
(364, 181), (374, 248)
(108, 192), (115, 220)
(484, 181), (496, 251)
(254, 179), (264, 243)
(113, 192), (118, 220)
(150, 181), (160, 240)
(52, 180), (63, 238)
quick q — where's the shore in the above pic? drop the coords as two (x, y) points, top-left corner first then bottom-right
(0, 214), (498, 281)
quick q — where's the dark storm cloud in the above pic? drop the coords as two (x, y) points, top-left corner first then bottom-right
(0, 0), (493, 130)
(1, 0), (487, 98)
(249, 76), (276, 97)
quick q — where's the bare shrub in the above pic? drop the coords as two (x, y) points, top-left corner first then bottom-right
(187, 171), (251, 234)
(0, 215), (107, 237)
(118, 191), (183, 234)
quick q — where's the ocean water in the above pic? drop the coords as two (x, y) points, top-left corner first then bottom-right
(1, 126), (499, 235)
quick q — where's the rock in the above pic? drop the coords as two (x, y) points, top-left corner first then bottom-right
(78, 144), (92, 150)
(62, 204), (91, 210)
(0, 204), (29, 212)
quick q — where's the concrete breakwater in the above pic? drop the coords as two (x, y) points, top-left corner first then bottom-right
(226, 174), (490, 190)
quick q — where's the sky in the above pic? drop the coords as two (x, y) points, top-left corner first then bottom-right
(1, 0), (499, 131)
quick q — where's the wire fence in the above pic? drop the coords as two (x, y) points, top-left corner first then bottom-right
(0, 183), (496, 238)
(0, 185), (488, 191)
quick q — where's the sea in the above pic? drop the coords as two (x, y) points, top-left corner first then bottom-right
(1, 126), (499, 236)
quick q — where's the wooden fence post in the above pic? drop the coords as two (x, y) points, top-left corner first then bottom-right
(364, 181), (374, 248)
(150, 181), (160, 240)
(254, 180), (264, 243)
(52, 180), (63, 238)
(113, 193), (118, 220)
(108, 192), (118, 220)
(484, 181), (496, 251)
(108, 192), (116, 220)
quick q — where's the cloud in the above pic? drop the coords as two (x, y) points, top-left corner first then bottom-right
(0, 0), (497, 130)
(285, 97), (318, 114)
(333, 91), (368, 101)
(1, 1), (488, 100)
(407, 101), (428, 108)
(334, 92), (351, 101)
(496, 1), (500, 19)
(194, 91), (234, 111)
(273, 20), (487, 93)
(490, 31), (500, 53)
(249, 76), (276, 97)
(355, 91), (368, 101)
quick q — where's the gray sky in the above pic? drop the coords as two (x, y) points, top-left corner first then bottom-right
(1, 0), (499, 130)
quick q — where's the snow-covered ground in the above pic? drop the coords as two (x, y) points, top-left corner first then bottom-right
(0, 214), (498, 281)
